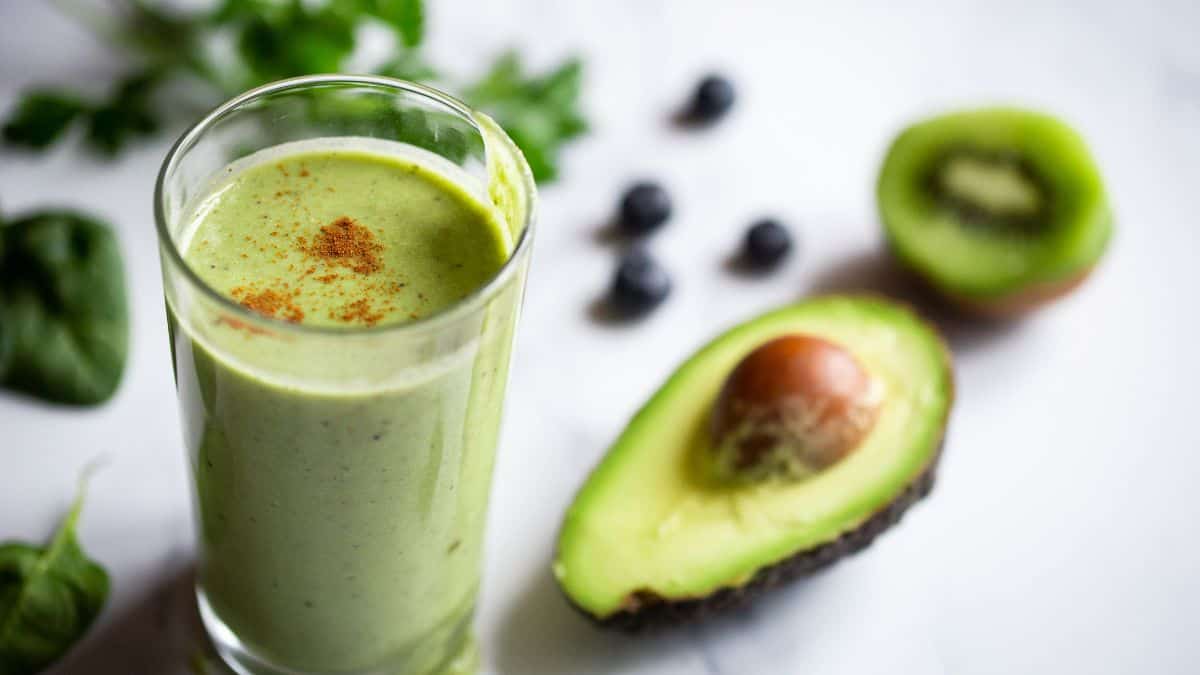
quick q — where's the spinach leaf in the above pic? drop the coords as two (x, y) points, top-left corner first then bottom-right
(0, 484), (110, 674)
(0, 211), (129, 405)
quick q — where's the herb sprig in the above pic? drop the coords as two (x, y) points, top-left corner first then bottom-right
(2, 0), (586, 182)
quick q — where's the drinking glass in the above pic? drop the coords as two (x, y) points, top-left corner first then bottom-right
(155, 75), (535, 675)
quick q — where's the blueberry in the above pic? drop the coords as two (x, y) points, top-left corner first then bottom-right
(688, 75), (736, 123)
(743, 219), (793, 269)
(619, 182), (672, 235)
(611, 249), (672, 316)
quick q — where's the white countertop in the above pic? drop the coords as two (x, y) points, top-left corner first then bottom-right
(2, 1), (1198, 673)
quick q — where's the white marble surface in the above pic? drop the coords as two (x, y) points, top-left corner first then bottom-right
(2, 1), (1200, 673)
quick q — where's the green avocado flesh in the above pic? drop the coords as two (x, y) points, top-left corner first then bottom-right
(878, 108), (1112, 300)
(555, 296), (952, 619)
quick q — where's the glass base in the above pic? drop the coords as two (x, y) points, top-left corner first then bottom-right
(198, 590), (478, 675)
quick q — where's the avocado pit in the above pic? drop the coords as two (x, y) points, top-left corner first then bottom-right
(709, 334), (882, 483)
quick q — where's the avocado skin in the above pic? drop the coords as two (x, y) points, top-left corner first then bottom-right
(568, 441), (942, 633)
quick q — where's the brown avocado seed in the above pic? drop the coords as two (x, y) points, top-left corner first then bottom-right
(709, 334), (882, 483)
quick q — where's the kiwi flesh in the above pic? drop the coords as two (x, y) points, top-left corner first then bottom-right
(877, 108), (1112, 315)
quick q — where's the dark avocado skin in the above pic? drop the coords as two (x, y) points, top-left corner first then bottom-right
(568, 439), (944, 633)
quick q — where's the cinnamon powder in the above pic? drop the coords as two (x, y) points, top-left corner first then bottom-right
(231, 286), (305, 323)
(335, 298), (386, 326)
(304, 216), (382, 274)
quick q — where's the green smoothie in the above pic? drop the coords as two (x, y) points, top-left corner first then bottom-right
(168, 139), (518, 674)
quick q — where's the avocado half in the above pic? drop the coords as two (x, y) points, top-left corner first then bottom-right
(877, 108), (1112, 316)
(554, 296), (953, 630)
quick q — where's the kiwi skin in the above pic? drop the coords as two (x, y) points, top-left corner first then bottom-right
(941, 267), (1094, 318)
(895, 259), (1096, 318)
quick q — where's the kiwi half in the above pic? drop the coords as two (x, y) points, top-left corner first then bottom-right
(877, 108), (1112, 316)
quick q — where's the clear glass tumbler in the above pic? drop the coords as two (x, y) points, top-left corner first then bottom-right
(155, 76), (535, 675)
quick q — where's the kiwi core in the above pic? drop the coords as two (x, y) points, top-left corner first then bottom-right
(932, 150), (1049, 233)
(708, 334), (882, 483)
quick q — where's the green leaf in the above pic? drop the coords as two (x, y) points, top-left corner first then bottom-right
(375, 49), (438, 82)
(464, 53), (587, 182)
(392, 108), (478, 164)
(464, 51), (524, 104)
(236, 1), (358, 84)
(2, 93), (87, 150)
(118, 0), (206, 69)
(373, 0), (425, 48)
(9, 1), (590, 179)
(0, 211), (129, 405)
(84, 70), (163, 157)
(300, 91), (478, 163)
(2, 71), (165, 158)
(0, 482), (109, 674)
(539, 58), (586, 112)
(209, 0), (276, 25)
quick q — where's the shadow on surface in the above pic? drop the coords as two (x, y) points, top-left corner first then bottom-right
(49, 562), (227, 675)
(721, 250), (783, 280)
(492, 560), (832, 675)
(668, 107), (728, 131)
(808, 248), (1023, 355)
(0, 389), (92, 410)
(587, 294), (658, 328)
(591, 218), (635, 249)
(492, 565), (694, 675)
(586, 218), (654, 328)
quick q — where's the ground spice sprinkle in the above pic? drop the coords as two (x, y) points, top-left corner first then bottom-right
(305, 216), (383, 274)
(231, 286), (305, 323)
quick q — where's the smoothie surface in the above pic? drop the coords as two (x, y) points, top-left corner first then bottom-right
(184, 147), (510, 328)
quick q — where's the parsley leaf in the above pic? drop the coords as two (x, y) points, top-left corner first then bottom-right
(361, 0), (425, 48)
(375, 49), (438, 82)
(465, 51), (587, 182)
(115, 0), (208, 74)
(3, 71), (164, 158)
(85, 70), (163, 157)
(2, 93), (87, 151)
(0, 0), (588, 182)
(234, 2), (358, 83)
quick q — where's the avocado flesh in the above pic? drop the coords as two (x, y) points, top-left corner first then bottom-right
(555, 296), (953, 622)
(878, 108), (1112, 301)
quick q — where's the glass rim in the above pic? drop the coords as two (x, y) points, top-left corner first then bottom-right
(154, 74), (537, 338)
